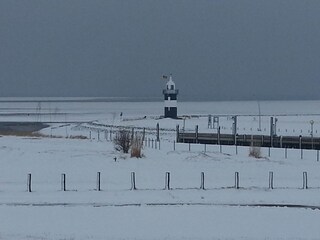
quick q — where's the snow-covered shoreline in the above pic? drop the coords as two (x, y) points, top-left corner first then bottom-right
(1, 100), (320, 239)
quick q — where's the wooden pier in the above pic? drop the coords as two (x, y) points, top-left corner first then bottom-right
(178, 132), (320, 150)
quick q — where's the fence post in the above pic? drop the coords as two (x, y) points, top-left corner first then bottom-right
(235, 145), (238, 155)
(152, 139), (154, 148)
(165, 172), (171, 190)
(176, 125), (180, 143)
(317, 150), (319, 162)
(189, 143), (191, 151)
(195, 125), (199, 144)
(204, 144), (207, 153)
(131, 172), (136, 190)
(269, 171), (274, 189)
(303, 172), (308, 189)
(285, 148), (287, 159)
(301, 149), (303, 159)
(235, 172), (239, 189)
(97, 172), (101, 191)
(299, 135), (302, 149)
(142, 128), (146, 142)
(220, 145), (222, 153)
(270, 117), (274, 148)
(200, 172), (205, 190)
(158, 140), (161, 150)
(268, 147), (271, 157)
(97, 131), (100, 141)
(105, 130), (108, 141)
(156, 123), (160, 142)
(61, 173), (66, 191)
(27, 173), (32, 192)
(155, 140), (157, 149)
(89, 131), (92, 140)
(173, 141), (176, 151)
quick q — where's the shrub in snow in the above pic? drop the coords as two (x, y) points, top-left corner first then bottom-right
(131, 134), (143, 158)
(249, 146), (262, 159)
(113, 130), (131, 153)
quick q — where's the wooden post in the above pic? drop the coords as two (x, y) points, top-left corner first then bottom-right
(27, 173), (32, 192)
(152, 139), (154, 148)
(233, 116), (237, 145)
(268, 147), (271, 157)
(189, 143), (191, 151)
(173, 141), (176, 151)
(270, 117), (274, 148)
(105, 130), (108, 141)
(97, 131), (100, 141)
(204, 144), (207, 153)
(220, 145), (222, 153)
(269, 171), (274, 189)
(235, 145), (238, 155)
(155, 140), (157, 149)
(280, 136), (283, 148)
(176, 125), (180, 143)
(200, 172), (205, 190)
(131, 172), (136, 190)
(165, 172), (171, 190)
(96, 172), (101, 191)
(148, 138), (150, 147)
(142, 128), (146, 142)
(217, 127), (221, 145)
(195, 125), (199, 144)
(61, 173), (66, 191)
(235, 172), (239, 189)
(131, 128), (135, 141)
(285, 148), (287, 159)
(301, 149), (303, 159)
(317, 150), (319, 162)
(303, 172), (308, 189)
(158, 140), (161, 150)
(89, 131), (92, 140)
(299, 135), (302, 149)
(156, 123), (160, 142)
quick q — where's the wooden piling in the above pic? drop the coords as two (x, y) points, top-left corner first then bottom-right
(165, 172), (171, 190)
(200, 172), (205, 190)
(131, 172), (136, 190)
(61, 173), (66, 191)
(27, 173), (32, 192)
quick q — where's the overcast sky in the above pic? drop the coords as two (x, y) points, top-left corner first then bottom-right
(1, 0), (320, 101)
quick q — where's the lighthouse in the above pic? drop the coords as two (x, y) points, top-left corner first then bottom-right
(163, 75), (179, 118)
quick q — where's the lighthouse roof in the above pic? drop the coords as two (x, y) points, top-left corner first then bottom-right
(166, 75), (176, 90)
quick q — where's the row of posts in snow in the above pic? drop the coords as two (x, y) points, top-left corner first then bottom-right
(25, 171), (310, 192)
(208, 115), (316, 140)
(174, 142), (320, 161)
(83, 123), (162, 142)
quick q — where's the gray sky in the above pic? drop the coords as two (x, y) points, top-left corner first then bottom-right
(1, 0), (320, 101)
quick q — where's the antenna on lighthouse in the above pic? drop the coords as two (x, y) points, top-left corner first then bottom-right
(162, 74), (179, 119)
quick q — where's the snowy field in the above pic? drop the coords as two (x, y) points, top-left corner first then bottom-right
(1, 99), (320, 239)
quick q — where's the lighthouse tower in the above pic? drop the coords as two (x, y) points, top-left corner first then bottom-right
(163, 75), (179, 118)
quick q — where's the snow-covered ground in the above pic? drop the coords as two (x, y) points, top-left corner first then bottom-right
(1, 99), (320, 239)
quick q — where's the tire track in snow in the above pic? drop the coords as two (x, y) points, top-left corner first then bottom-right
(1, 202), (320, 210)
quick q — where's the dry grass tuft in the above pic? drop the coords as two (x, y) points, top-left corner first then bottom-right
(249, 146), (262, 158)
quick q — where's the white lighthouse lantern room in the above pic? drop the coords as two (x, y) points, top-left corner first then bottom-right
(163, 75), (179, 118)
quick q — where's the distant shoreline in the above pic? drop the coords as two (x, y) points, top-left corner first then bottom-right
(1, 97), (320, 103)
(0, 97), (161, 103)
